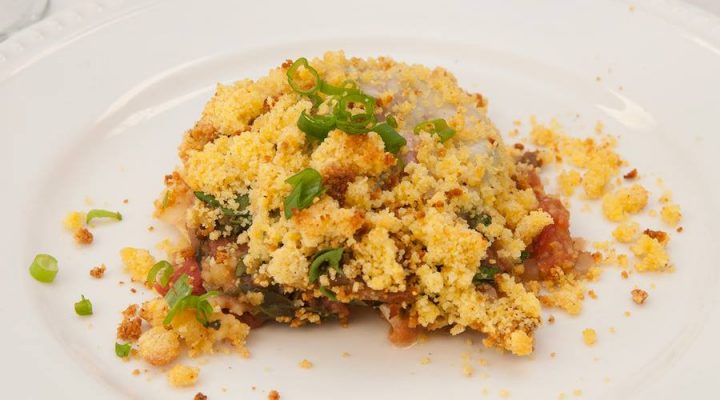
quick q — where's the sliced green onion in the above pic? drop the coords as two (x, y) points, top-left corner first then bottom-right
(319, 287), (337, 300)
(472, 264), (499, 284)
(284, 168), (325, 219)
(309, 248), (344, 283)
(115, 342), (132, 358)
(287, 58), (321, 95)
(413, 118), (456, 143)
(297, 111), (336, 141)
(163, 274), (219, 326)
(320, 79), (360, 96)
(86, 209), (122, 224)
(373, 122), (407, 154)
(29, 254), (58, 283)
(147, 260), (174, 287)
(194, 191), (221, 208)
(74, 295), (93, 316)
(520, 250), (531, 262)
(479, 213), (492, 226)
(333, 93), (377, 134)
(235, 259), (247, 277)
(386, 115), (398, 129)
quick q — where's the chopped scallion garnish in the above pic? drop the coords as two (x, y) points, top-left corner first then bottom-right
(472, 264), (499, 284)
(163, 274), (219, 326)
(287, 58), (321, 95)
(414, 118), (456, 143)
(319, 79), (360, 96)
(297, 111), (337, 141)
(284, 168), (325, 219)
(520, 250), (531, 262)
(373, 122), (407, 154)
(319, 287), (337, 300)
(146, 260), (174, 287)
(309, 248), (344, 283)
(29, 254), (58, 283)
(74, 295), (93, 316)
(86, 209), (122, 224)
(115, 342), (132, 358)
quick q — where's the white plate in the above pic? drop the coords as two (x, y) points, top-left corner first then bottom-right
(3, 0), (720, 398)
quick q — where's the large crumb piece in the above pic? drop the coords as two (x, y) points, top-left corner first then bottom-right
(660, 204), (682, 226)
(120, 247), (156, 282)
(631, 288), (648, 304)
(74, 228), (94, 245)
(63, 211), (86, 231)
(268, 390), (280, 400)
(89, 264), (106, 278)
(582, 328), (597, 346)
(298, 359), (313, 369)
(117, 316), (142, 341)
(137, 326), (181, 366)
(612, 221), (640, 243)
(631, 234), (670, 272)
(167, 364), (199, 387)
(194, 393), (207, 400)
(601, 184), (648, 222)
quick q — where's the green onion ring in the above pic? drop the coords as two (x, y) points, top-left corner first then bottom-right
(287, 58), (321, 95)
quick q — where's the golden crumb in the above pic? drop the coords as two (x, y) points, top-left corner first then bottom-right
(63, 211), (85, 231)
(167, 364), (199, 387)
(120, 247), (156, 282)
(194, 393), (208, 400)
(123, 199), (129, 204)
(548, 315), (556, 324)
(612, 221), (640, 243)
(631, 234), (670, 272)
(620, 270), (629, 279)
(89, 264), (106, 278)
(631, 288), (648, 305)
(660, 204), (682, 226)
(594, 121), (604, 134)
(420, 357), (431, 365)
(138, 326), (180, 366)
(499, 389), (510, 398)
(132, 369), (140, 376)
(582, 329), (597, 346)
(74, 227), (94, 245)
(588, 290), (598, 300)
(147, 225), (155, 232)
(550, 352), (556, 358)
(602, 184), (648, 222)
(573, 389), (583, 396)
(298, 359), (313, 369)
(268, 390), (280, 400)
(624, 311), (631, 317)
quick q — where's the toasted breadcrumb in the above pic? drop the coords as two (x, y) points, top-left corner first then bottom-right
(268, 390), (280, 400)
(117, 315), (142, 341)
(631, 288), (648, 304)
(167, 364), (199, 387)
(602, 184), (648, 221)
(120, 247), (156, 282)
(420, 357), (431, 365)
(298, 359), (313, 369)
(582, 328), (597, 346)
(612, 221), (640, 243)
(63, 211), (86, 231)
(137, 326), (181, 366)
(194, 393), (208, 400)
(623, 169), (638, 179)
(131, 369), (140, 376)
(631, 234), (670, 272)
(89, 264), (106, 278)
(74, 228), (94, 245)
(587, 290), (597, 300)
(660, 204), (682, 226)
